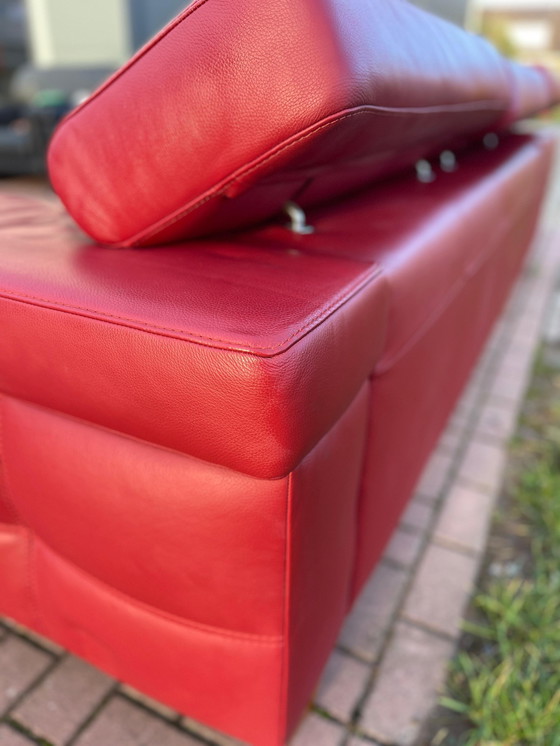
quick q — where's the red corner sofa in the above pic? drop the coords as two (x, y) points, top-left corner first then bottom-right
(0, 1), (558, 744)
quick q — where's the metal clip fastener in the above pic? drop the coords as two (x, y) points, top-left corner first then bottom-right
(284, 202), (315, 235)
(416, 159), (436, 183)
(483, 133), (500, 150)
(440, 150), (457, 173)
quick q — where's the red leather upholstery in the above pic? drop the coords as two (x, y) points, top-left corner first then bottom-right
(0, 195), (388, 478)
(48, 0), (544, 247)
(304, 134), (551, 364)
(500, 62), (557, 127)
(358, 145), (552, 593)
(238, 132), (555, 596)
(0, 132), (553, 745)
(0, 384), (370, 746)
(301, 133), (555, 593)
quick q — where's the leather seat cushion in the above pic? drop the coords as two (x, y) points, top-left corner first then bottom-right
(0, 193), (388, 478)
(1, 134), (552, 480)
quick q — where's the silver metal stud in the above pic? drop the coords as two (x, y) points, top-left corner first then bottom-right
(416, 159), (436, 183)
(483, 133), (500, 150)
(440, 150), (457, 173)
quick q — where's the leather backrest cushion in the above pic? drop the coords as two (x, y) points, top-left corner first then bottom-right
(48, 0), (538, 247)
(499, 62), (557, 128)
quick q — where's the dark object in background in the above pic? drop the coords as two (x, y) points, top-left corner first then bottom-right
(128, 0), (190, 48)
(0, 92), (70, 176)
(0, 65), (114, 177)
(0, 0), (27, 82)
(0, 102), (22, 125)
(10, 65), (115, 104)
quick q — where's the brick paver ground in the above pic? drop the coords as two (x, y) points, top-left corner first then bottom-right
(2, 128), (560, 745)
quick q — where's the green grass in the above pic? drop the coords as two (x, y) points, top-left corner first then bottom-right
(439, 357), (560, 746)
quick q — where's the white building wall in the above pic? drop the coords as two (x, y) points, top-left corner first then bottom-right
(26, 0), (131, 67)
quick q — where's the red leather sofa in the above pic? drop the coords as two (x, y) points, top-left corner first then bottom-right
(0, 1), (558, 744)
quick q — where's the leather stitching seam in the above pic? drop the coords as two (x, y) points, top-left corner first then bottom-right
(0, 266), (383, 355)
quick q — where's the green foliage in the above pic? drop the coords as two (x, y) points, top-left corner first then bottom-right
(440, 353), (560, 745)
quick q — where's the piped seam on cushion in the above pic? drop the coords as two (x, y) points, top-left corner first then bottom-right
(123, 101), (507, 247)
(0, 265), (383, 356)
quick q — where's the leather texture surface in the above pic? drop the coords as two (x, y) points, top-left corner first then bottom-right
(2, 397), (288, 636)
(0, 133), (554, 746)
(351, 133), (554, 595)
(0, 196), (388, 478)
(301, 134), (551, 367)
(0, 382), (370, 746)
(47, 0), (559, 247)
